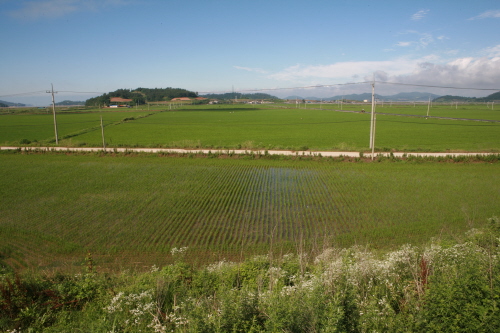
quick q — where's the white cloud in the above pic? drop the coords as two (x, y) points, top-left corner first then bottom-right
(9, 0), (130, 20)
(233, 66), (268, 74)
(397, 30), (436, 49)
(268, 58), (418, 82)
(268, 52), (500, 92)
(417, 33), (434, 48)
(397, 42), (412, 47)
(411, 9), (429, 21)
(483, 44), (500, 57)
(390, 56), (500, 89)
(468, 10), (500, 20)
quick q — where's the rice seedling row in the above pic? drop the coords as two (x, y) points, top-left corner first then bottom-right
(219, 165), (249, 248)
(1, 152), (499, 270)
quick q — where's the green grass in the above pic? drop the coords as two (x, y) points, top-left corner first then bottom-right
(1, 104), (499, 151)
(1, 151), (498, 271)
(373, 103), (500, 120)
(374, 115), (499, 151)
(78, 105), (500, 151)
(0, 111), (158, 146)
(73, 107), (370, 150)
(280, 102), (500, 120)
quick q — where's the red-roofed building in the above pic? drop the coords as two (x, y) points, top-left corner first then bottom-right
(109, 97), (133, 108)
(110, 97), (133, 103)
(171, 97), (193, 101)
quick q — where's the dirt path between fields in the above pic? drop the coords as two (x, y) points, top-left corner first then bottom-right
(1, 146), (497, 158)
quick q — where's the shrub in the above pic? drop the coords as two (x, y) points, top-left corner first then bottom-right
(418, 241), (500, 332)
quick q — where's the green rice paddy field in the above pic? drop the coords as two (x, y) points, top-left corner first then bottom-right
(1, 104), (499, 272)
(1, 151), (499, 271)
(1, 104), (499, 151)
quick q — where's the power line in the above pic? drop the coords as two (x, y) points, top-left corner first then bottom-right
(0, 91), (47, 98)
(0, 90), (104, 98)
(198, 81), (500, 95)
(58, 91), (106, 94)
(376, 81), (500, 91)
(2, 80), (499, 99)
(198, 82), (372, 94)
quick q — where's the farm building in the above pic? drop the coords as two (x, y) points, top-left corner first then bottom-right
(109, 97), (133, 107)
(171, 97), (193, 101)
(171, 97), (207, 102)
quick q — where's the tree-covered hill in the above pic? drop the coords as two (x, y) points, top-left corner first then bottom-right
(433, 95), (480, 102)
(134, 87), (198, 101)
(485, 91), (500, 101)
(0, 100), (26, 107)
(85, 87), (198, 107)
(433, 91), (500, 102)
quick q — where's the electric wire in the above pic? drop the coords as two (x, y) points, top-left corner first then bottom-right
(2, 80), (499, 99)
(375, 81), (500, 91)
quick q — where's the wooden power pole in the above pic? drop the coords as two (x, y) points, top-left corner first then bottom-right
(46, 84), (59, 144)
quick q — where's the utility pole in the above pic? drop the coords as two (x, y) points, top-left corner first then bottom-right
(100, 115), (106, 150)
(46, 84), (59, 144)
(369, 81), (376, 158)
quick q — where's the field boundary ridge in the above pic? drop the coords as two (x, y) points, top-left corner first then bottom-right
(1, 146), (498, 158)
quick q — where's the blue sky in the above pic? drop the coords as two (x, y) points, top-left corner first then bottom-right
(1, 0), (500, 105)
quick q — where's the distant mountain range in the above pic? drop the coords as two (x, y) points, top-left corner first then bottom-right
(55, 100), (85, 106)
(285, 91), (500, 102)
(285, 92), (440, 102)
(4, 90), (499, 107)
(0, 100), (26, 107)
(433, 91), (500, 102)
(0, 99), (85, 107)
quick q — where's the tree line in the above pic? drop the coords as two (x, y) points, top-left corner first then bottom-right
(85, 87), (198, 107)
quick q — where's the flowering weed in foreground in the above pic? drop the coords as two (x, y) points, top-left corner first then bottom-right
(2, 219), (500, 332)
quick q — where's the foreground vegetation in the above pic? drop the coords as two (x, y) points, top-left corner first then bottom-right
(1, 103), (499, 331)
(2, 218), (500, 332)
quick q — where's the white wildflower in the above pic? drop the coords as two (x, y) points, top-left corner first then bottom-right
(170, 246), (188, 256)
